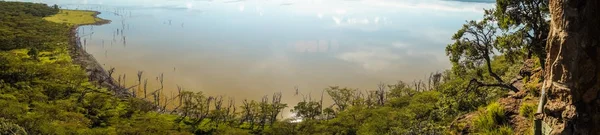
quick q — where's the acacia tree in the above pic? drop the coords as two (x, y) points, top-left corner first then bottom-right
(446, 18), (519, 92)
(492, 0), (549, 66)
(326, 86), (357, 112)
(291, 100), (321, 120)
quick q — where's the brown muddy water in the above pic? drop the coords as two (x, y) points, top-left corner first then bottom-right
(32, 0), (493, 117)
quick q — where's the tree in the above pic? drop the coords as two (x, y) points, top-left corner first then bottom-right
(291, 100), (321, 120)
(492, 0), (549, 66)
(446, 19), (519, 93)
(176, 91), (212, 127)
(539, 0), (600, 134)
(326, 86), (357, 112)
(27, 48), (39, 61)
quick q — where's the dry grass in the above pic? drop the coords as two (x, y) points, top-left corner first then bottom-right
(43, 10), (104, 26)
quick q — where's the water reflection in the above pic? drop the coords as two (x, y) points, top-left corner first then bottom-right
(19, 0), (492, 117)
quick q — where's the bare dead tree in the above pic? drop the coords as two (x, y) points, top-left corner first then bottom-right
(155, 73), (164, 107)
(152, 90), (159, 107)
(294, 86), (299, 96)
(170, 85), (183, 115)
(224, 97), (235, 125)
(135, 71), (143, 98)
(162, 94), (169, 112)
(174, 85), (183, 110)
(213, 96), (224, 125)
(376, 82), (386, 106)
(191, 96), (212, 125)
(320, 90), (325, 116)
(159, 73), (164, 92)
(352, 90), (365, 106)
(365, 90), (375, 108)
(143, 79), (148, 99)
(214, 96), (224, 111)
(241, 99), (250, 123)
(432, 72), (442, 89)
(117, 74), (122, 87)
(428, 73), (433, 90)
(123, 74), (127, 89)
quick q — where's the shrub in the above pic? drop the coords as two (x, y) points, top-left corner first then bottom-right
(519, 103), (537, 119)
(472, 103), (512, 134)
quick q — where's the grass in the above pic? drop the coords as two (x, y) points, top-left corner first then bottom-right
(519, 102), (537, 120)
(43, 10), (105, 26)
(472, 102), (513, 135)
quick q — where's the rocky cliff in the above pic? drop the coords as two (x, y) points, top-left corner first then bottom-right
(541, 0), (600, 134)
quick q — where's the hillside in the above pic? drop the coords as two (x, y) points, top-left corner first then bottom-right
(0, 2), (191, 134)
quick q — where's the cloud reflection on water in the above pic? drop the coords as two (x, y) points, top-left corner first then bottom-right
(15, 0), (493, 115)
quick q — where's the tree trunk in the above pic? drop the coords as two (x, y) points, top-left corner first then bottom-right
(542, 0), (600, 134)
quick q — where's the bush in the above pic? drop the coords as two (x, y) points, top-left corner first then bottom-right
(0, 118), (27, 135)
(495, 126), (514, 135)
(472, 103), (511, 134)
(519, 103), (537, 119)
(524, 77), (541, 96)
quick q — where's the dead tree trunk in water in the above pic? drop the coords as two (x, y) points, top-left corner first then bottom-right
(143, 79), (148, 99)
(539, 0), (600, 134)
(136, 71), (143, 98)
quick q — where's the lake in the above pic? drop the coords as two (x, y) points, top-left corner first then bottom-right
(21, 0), (492, 117)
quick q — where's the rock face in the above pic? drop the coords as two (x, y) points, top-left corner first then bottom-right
(543, 0), (600, 134)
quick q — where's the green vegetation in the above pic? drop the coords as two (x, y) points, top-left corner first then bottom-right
(519, 102), (537, 120)
(0, 0), (549, 134)
(44, 10), (108, 26)
(0, 2), (189, 134)
(472, 103), (511, 134)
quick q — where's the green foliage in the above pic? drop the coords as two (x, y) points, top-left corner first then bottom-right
(291, 101), (321, 120)
(0, 2), (58, 17)
(0, 2), (191, 134)
(326, 86), (357, 112)
(262, 121), (297, 135)
(472, 103), (512, 134)
(0, 0), (548, 134)
(0, 118), (27, 135)
(0, 2), (68, 51)
(44, 10), (107, 26)
(214, 124), (251, 135)
(524, 77), (542, 96)
(492, 0), (549, 61)
(495, 126), (515, 135)
(520, 103), (537, 120)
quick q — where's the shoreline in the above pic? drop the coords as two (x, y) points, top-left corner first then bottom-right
(67, 11), (131, 97)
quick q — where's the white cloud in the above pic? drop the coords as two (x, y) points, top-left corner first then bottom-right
(186, 2), (193, 9)
(332, 16), (342, 25)
(361, 0), (491, 13)
(336, 47), (401, 72)
(239, 5), (245, 12)
(335, 9), (347, 14)
(392, 42), (410, 48)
